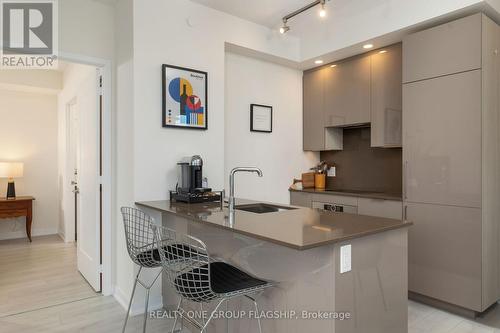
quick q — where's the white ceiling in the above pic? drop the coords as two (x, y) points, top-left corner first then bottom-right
(190, 0), (313, 28)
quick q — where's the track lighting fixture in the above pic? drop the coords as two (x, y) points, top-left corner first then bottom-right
(280, 19), (290, 34)
(319, 0), (326, 18)
(279, 0), (328, 34)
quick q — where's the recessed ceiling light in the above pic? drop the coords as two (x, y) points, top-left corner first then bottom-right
(363, 44), (374, 49)
(330, 64), (337, 68)
(379, 50), (387, 54)
(315, 60), (324, 64)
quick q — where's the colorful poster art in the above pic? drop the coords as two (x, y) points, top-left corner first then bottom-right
(162, 64), (208, 129)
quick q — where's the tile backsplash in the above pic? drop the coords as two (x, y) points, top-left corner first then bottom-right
(320, 127), (402, 194)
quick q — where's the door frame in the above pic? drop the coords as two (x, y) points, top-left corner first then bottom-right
(59, 52), (113, 296)
(65, 97), (80, 242)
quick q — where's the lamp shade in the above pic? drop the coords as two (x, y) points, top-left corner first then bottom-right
(0, 162), (24, 178)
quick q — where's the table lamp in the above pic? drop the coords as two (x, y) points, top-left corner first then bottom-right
(0, 162), (24, 199)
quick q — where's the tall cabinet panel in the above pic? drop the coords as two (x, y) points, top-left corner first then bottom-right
(324, 55), (371, 127)
(303, 68), (325, 151)
(480, 15), (500, 308)
(403, 70), (482, 208)
(371, 43), (402, 147)
(403, 13), (500, 314)
(407, 203), (482, 311)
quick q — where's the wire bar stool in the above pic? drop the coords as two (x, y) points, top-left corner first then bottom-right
(151, 224), (275, 333)
(121, 207), (164, 333)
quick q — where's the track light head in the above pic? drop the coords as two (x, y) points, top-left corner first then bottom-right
(319, 1), (326, 17)
(281, 0), (328, 34)
(280, 19), (290, 34)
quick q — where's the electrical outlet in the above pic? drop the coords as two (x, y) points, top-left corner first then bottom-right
(327, 166), (336, 177)
(340, 244), (351, 273)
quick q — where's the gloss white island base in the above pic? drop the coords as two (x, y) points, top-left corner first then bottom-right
(161, 213), (408, 333)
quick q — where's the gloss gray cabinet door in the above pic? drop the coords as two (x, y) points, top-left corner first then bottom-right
(290, 191), (312, 208)
(406, 202), (482, 311)
(403, 13), (481, 83)
(371, 43), (402, 147)
(324, 55), (371, 127)
(358, 198), (402, 220)
(303, 68), (325, 150)
(403, 70), (482, 208)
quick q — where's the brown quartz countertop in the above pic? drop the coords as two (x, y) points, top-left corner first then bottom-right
(136, 198), (411, 250)
(289, 188), (403, 201)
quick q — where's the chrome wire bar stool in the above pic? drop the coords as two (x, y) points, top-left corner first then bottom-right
(121, 207), (164, 333)
(151, 224), (274, 333)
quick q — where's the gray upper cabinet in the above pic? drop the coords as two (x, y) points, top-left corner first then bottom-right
(303, 68), (325, 151)
(371, 43), (402, 147)
(303, 44), (402, 151)
(403, 13), (482, 83)
(324, 55), (371, 127)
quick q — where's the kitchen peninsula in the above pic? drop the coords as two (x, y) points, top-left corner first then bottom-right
(137, 198), (411, 333)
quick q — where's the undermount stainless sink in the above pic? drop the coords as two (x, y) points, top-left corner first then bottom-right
(234, 203), (298, 214)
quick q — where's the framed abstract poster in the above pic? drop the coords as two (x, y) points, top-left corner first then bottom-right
(162, 64), (208, 130)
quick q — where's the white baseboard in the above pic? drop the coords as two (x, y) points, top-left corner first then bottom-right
(114, 285), (163, 316)
(0, 228), (59, 241)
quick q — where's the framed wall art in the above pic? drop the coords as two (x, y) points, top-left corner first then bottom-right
(250, 104), (272, 133)
(162, 64), (208, 130)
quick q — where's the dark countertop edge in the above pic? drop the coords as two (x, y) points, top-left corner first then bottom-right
(135, 201), (412, 251)
(289, 188), (403, 201)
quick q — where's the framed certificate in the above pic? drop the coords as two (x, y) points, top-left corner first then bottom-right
(250, 104), (272, 133)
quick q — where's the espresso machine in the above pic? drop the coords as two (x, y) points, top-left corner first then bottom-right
(177, 155), (205, 193)
(171, 155), (222, 203)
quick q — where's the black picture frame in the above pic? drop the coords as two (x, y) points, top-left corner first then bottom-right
(250, 104), (273, 133)
(162, 64), (208, 130)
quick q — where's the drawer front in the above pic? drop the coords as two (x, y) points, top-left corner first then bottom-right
(0, 209), (27, 218)
(358, 198), (402, 220)
(311, 194), (358, 206)
(0, 202), (26, 210)
(290, 192), (312, 208)
(403, 14), (481, 83)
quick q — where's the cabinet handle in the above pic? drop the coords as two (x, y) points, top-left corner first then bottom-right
(404, 205), (408, 221)
(403, 161), (408, 200)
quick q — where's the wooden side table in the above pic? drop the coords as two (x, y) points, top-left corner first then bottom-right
(0, 196), (35, 242)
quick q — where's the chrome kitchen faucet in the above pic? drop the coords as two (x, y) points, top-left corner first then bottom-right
(228, 167), (263, 213)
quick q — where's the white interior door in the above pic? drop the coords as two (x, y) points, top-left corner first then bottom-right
(72, 68), (101, 292)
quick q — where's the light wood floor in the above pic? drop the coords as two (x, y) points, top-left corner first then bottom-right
(0, 235), (499, 332)
(0, 235), (98, 317)
(0, 235), (182, 333)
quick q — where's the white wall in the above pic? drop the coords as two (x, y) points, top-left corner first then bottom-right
(107, 0), (302, 312)
(113, 0), (138, 311)
(0, 70), (62, 93)
(224, 52), (318, 204)
(132, 0), (301, 204)
(0, 90), (59, 240)
(59, 0), (115, 61)
(57, 63), (98, 242)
